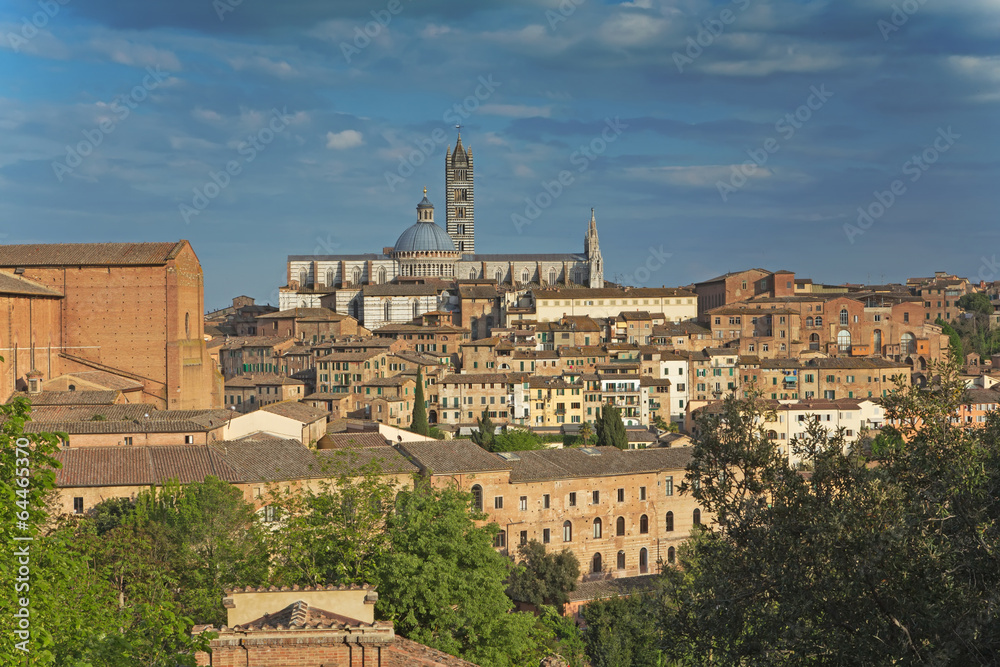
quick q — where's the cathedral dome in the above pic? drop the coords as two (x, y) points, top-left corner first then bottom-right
(393, 220), (457, 253)
(393, 189), (458, 253)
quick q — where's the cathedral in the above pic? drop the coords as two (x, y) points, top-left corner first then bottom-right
(279, 133), (603, 327)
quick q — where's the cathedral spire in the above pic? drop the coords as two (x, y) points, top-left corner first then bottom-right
(585, 208), (603, 288)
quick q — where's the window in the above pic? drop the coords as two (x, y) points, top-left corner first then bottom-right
(184, 435), (194, 444)
(665, 511), (674, 532)
(563, 521), (572, 542)
(519, 496), (527, 511)
(592, 552), (603, 573)
(73, 497), (84, 514)
(639, 514), (649, 534)
(568, 492), (577, 507)
(617, 488), (625, 502)
(263, 505), (280, 523)
(471, 485), (483, 511)
(815, 316), (823, 326)
(667, 546), (676, 564)
(592, 490), (600, 504)
(543, 528), (551, 544)
(840, 308), (849, 326)
(639, 548), (649, 574)
(123, 437), (133, 446)
(616, 516), (626, 536)
(520, 530), (528, 545)
(543, 494), (550, 509)
(664, 476), (673, 496)
(693, 508), (701, 526)
(639, 486), (646, 500)
(494, 496), (503, 510)
(593, 518), (602, 538)
(494, 531), (506, 548)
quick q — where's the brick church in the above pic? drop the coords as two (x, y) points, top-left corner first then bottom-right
(0, 241), (222, 409)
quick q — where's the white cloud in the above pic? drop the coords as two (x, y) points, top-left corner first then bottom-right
(326, 129), (364, 150)
(88, 38), (181, 70)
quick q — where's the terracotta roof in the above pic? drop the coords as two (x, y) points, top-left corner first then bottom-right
(389, 636), (479, 666)
(54, 445), (241, 487)
(225, 374), (305, 387)
(568, 574), (659, 603)
(397, 439), (513, 474)
(317, 446), (420, 475)
(440, 373), (524, 385)
(0, 272), (63, 297)
(259, 401), (329, 423)
(24, 420), (219, 435)
(0, 242), (185, 266)
(26, 405), (231, 426)
(210, 436), (326, 482)
(51, 370), (144, 391)
(8, 390), (120, 406)
(256, 308), (345, 321)
(534, 287), (694, 298)
(319, 431), (390, 449)
(506, 446), (692, 483)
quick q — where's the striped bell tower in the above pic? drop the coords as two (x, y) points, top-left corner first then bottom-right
(445, 130), (474, 253)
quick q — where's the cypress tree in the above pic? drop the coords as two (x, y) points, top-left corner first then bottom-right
(410, 367), (430, 436)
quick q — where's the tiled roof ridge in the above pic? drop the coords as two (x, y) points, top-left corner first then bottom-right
(224, 583), (375, 594)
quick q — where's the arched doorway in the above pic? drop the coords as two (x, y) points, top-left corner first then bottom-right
(591, 553), (602, 574)
(428, 410), (438, 424)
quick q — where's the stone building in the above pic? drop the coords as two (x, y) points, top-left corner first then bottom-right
(0, 241), (221, 409)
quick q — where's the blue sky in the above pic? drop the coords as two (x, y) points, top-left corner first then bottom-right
(2, 0), (998, 309)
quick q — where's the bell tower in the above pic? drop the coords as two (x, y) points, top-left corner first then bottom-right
(445, 129), (474, 253)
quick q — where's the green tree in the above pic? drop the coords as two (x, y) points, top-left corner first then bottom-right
(595, 403), (627, 449)
(137, 476), (270, 625)
(268, 455), (395, 588)
(958, 292), (993, 316)
(471, 410), (496, 451)
(649, 367), (1000, 664)
(491, 429), (546, 453)
(581, 592), (665, 667)
(936, 316), (966, 362)
(507, 540), (579, 609)
(410, 367), (430, 436)
(375, 478), (550, 666)
(578, 421), (593, 446)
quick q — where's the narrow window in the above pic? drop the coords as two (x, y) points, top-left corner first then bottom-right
(73, 497), (84, 514)
(519, 496), (527, 511)
(494, 496), (503, 510)
(617, 488), (625, 502)
(664, 476), (673, 496)
(665, 511), (674, 532)
(542, 494), (550, 509)
(667, 546), (676, 564)
(543, 528), (550, 544)
(593, 518), (602, 538)
(640, 514), (649, 534)
(563, 521), (572, 542)
(592, 552), (603, 573)
(616, 516), (625, 536)
(693, 508), (701, 526)
(617, 550), (626, 570)
(471, 485), (483, 511)
(568, 492), (577, 507)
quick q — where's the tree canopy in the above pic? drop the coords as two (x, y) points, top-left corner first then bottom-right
(410, 367), (430, 436)
(507, 540), (579, 609)
(595, 403), (628, 449)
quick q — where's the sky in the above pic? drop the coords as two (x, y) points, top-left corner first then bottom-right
(1, 0), (998, 310)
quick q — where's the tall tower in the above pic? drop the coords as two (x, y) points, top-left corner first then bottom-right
(585, 208), (604, 288)
(445, 131), (474, 253)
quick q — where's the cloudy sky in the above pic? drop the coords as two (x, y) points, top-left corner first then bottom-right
(2, 0), (998, 308)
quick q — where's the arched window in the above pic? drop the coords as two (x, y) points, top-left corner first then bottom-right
(495, 269), (503, 283)
(766, 429), (778, 440)
(837, 330), (852, 352)
(617, 550), (626, 570)
(352, 267), (362, 285)
(639, 514), (649, 534)
(549, 268), (557, 285)
(184, 312), (190, 339)
(471, 485), (483, 511)
(667, 547), (676, 564)
(563, 520), (572, 542)
(521, 269), (530, 284)
(901, 332), (915, 354)
(693, 508), (701, 526)
(384, 302), (391, 322)
(840, 308), (849, 326)
(592, 552), (602, 573)
(809, 333), (820, 350)
(469, 269), (477, 280)
(299, 271), (307, 286)
(593, 518), (602, 539)
(639, 548), (648, 574)
(326, 269), (334, 286)
(665, 511), (674, 532)
(873, 329), (882, 353)
(616, 516), (625, 536)
(815, 316), (823, 326)
(378, 267), (387, 284)
(806, 316), (813, 327)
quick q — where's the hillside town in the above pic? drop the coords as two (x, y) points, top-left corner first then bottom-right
(3, 137), (1000, 665)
